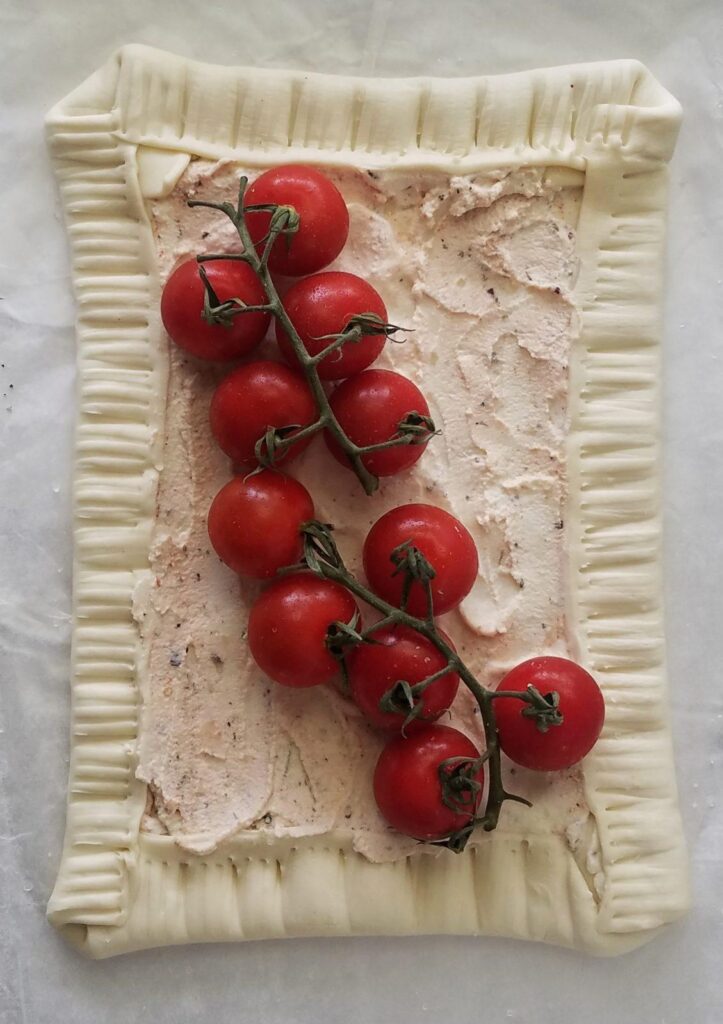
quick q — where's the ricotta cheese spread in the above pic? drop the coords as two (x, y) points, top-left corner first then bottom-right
(136, 161), (597, 873)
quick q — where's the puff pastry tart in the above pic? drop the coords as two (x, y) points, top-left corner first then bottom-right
(46, 45), (688, 957)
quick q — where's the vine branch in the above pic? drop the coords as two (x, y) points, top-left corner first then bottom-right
(188, 177), (436, 494)
(300, 520), (563, 852)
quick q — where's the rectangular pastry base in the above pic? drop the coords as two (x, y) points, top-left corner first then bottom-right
(46, 44), (688, 957)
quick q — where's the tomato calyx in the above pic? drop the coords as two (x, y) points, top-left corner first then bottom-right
(390, 540), (436, 616)
(354, 412), (437, 457)
(195, 260), (273, 328)
(433, 768), (533, 854)
(521, 685), (564, 732)
(429, 754), (491, 853)
(491, 684), (564, 733)
(377, 664), (453, 734)
(324, 610), (365, 662)
(310, 312), (409, 364)
(245, 202), (301, 258)
(435, 820), (477, 855)
(254, 420), (324, 468)
(438, 755), (487, 815)
(394, 411), (437, 442)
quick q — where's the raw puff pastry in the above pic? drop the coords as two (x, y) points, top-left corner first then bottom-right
(46, 44), (688, 957)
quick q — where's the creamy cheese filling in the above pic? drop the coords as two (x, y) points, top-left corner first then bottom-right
(136, 161), (598, 873)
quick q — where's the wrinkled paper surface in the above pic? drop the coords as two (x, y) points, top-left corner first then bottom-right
(0, 1), (721, 1021)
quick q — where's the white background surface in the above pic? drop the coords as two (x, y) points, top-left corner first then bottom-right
(1, 1), (721, 1021)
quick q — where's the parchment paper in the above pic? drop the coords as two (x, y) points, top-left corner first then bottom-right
(1, 1), (721, 1021)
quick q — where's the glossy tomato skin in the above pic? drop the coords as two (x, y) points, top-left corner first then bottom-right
(363, 504), (478, 616)
(373, 725), (483, 841)
(161, 258), (270, 361)
(276, 272), (387, 380)
(207, 471), (313, 579)
(248, 573), (359, 688)
(210, 361), (317, 468)
(326, 370), (432, 477)
(244, 166), (349, 276)
(348, 625), (459, 732)
(494, 657), (605, 771)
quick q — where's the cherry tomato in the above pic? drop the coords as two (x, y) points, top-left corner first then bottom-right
(244, 166), (349, 276)
(363, 504), (478, 616)
(248, 573), (360, 688)
(210, 361), (318, 468)
(373, 725), (484, 841)
(348, 625), (459, 732)
(207, 470), (313, 579)
(494, 657), (605, 771)
(325, 370), (432, 478)
(276, 272), (388, 380)
(161, 258), (270, 362)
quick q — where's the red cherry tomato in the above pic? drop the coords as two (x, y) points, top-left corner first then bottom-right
(210, 361), (317, 468)
(325, 370), (432, 478)
(161, 258), (270, 362)
(348, 625), (459, 732)
(494, 657), (605, 771)
(373, 725), (484, 841)
(363, 504), (478, 616)
(248, 573), (360, 688)
(207, 470), (313, 579)
(276, 272), (388, 380)
(244, 166), (349, 276)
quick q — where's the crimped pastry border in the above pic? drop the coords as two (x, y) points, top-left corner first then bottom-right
(45, 44), (687, 957)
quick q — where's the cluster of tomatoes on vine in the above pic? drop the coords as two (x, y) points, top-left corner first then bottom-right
(160, 165), (605, 847)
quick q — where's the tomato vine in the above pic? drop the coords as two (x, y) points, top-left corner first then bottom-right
(300, 519), (564, 852)
(180, 172), (605, 852)
(188, 177), (436, 495)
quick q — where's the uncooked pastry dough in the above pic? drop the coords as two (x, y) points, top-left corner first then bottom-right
(46, 44), (688, 958)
